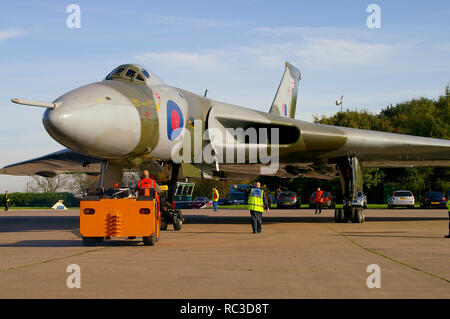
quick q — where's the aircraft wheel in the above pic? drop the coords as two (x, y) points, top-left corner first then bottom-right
(352, 208), (364, 223)
(334, 208), (344, 223)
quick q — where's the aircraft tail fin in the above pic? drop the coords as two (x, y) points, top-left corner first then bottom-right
(269, 62), (301, 119)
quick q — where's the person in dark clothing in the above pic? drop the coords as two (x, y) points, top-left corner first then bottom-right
(264, 190), (271, 208)
(445, 209), (450, 238)
(275, 187), (281, 201)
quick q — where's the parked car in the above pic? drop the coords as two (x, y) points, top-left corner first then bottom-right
(308, 191), (335, 209)
(352, 191), (368, 209)
(228, 191), (247, 205)
(388, 190), (415, 209)
(276, 191), (301, 209)
(420, 192), (447, 209)
(189, 197), (210, 209)
(217, 198), (231, 206)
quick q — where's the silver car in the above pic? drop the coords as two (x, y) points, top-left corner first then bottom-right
(352, 191), (368, 209)
(388, 190), (415, 209)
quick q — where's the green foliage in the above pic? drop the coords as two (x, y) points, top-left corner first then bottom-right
(3, 192), (80, 208)
(314, 109), (385, 131)
(362, 168), (386, 189)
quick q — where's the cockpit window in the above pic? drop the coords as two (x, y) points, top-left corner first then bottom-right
(142, 69), (150, 78)
(114, 67), (125, 77)
(104, 64), (158, 86)
(124, 69), (136, 78)
(105, 70), (114, 80)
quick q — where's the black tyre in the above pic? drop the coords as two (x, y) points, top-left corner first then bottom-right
(334, 208), (344, 223)
(160, 219), (168, 230)
(343, 207), (353, 223)
(352, 208), (364, 223)
(173, 216), (182, 230)
(143, 233), (156, 246)
(351, 208), (360, 223)
(334, 209), (339, 222)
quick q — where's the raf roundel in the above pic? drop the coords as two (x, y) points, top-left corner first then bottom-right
(166, 100), (184, 140)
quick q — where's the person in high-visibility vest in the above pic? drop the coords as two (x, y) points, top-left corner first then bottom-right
(212, 187), (219, 212)
(234, 182), (269, 234)
(3, 191), (10, 212)
(314, 187), (324, 215)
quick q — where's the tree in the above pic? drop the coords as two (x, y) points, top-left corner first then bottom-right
(66, 174), (99, 197)
(28, 175), (69, 193)
(122, 170), (141, 188)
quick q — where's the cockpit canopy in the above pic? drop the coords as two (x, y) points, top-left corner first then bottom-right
(104, 64), (163, 86)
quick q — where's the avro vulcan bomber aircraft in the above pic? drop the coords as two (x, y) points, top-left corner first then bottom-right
(2, 62), (450, 223)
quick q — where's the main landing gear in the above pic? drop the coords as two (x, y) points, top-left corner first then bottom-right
(160, 162), (183, 231)
(333, 156), (366, 223)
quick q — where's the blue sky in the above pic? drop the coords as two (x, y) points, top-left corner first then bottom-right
(1, 0), (449, 191)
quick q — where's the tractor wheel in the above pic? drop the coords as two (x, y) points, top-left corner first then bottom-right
(161, 219), (168, 230)
(173, 216), (183, 231)
(143, 234), (156, 246)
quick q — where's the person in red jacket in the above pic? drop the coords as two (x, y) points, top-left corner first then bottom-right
(314, 187), (324, 215)
(137, 170), (158, 190)
(137, 170), (161, 211)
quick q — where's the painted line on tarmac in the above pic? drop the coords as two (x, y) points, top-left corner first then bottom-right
(0, 247), (109, 273)
(326, 225), (450, 284)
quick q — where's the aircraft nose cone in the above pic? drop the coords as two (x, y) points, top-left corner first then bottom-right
(43, 83), (141, 158)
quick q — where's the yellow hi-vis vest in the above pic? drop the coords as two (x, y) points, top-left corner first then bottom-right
(213, 189), (219, 202)
(248, 188), (264, 213)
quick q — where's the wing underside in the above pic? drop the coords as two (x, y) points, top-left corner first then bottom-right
(0, 149), (102, 177)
